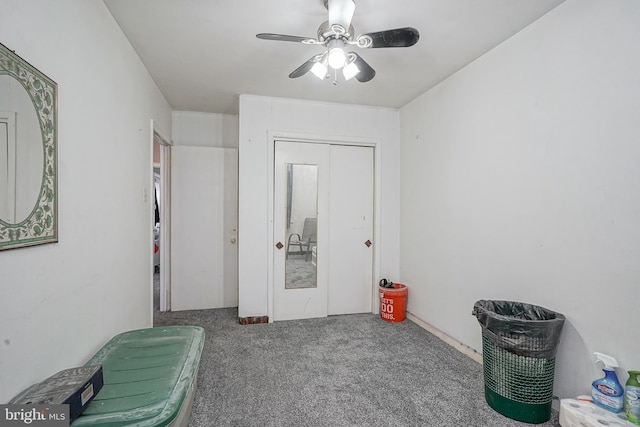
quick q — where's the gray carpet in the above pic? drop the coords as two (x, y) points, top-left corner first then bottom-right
(154, 308), (561, 427)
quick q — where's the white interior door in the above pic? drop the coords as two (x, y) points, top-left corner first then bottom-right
(274, 141), (329, 320)
(328, 145), (374, 315)
(171, 146), (238, 311)
(274, 141), (374, 320)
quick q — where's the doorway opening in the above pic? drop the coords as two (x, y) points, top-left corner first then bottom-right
(152, 125), (171, 312)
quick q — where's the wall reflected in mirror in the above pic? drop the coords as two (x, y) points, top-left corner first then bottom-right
(285, 164), (317, 289)
(0, 76), (43, 223)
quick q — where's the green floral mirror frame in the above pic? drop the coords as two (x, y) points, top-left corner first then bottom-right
(0, 43), (57, 250)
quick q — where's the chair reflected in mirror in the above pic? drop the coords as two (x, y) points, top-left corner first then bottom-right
(286, 217), (316, 261)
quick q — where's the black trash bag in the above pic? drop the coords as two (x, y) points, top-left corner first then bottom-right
(472, 300), (565, 359)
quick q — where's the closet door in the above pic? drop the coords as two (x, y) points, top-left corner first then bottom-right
(273, 142), (374, 320)
(273, 141), (330, 320)
(328, 145), (374, 315)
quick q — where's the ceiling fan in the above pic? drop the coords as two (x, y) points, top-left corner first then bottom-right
(256, 0), (419, 84)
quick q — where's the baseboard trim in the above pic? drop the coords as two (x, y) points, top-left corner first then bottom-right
(406, 311), (483, 365)
(238, 315), (269, 325)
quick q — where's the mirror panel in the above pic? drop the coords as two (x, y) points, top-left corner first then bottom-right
(0, 76), (44, 223)
(285, 164), (317, 289)
(0, 43), (57, 250)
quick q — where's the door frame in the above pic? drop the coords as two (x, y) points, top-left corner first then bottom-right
(267, 131), (382, 321)
(151, 120), (172, 313)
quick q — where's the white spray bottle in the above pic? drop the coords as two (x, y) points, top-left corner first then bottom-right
(591, 352), (624, 412)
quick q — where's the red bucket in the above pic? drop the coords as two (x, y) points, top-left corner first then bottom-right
(379, 283), (407, 322)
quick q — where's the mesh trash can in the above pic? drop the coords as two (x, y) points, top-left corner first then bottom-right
(472, 300), (565, 424)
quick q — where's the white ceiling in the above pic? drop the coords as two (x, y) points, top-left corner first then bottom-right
(104, 0), (565, 115)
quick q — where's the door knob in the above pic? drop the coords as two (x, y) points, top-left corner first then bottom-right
(275, 242), (284, 250)
(364, 240), (372, 247)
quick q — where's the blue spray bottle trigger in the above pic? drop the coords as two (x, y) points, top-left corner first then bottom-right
(594, 352), (618, 371)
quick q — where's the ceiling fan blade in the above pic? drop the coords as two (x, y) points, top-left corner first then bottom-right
(351, 53), (375, 82)
(289, 55), (322, 79)
(328, 0), (355, 31)
(256, 33), (314, 43)
(359, 27), (419, 48)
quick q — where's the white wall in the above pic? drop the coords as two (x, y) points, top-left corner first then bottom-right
(172, 111), (238, 148)
(400, 0), (640, 398)
(170, 111), (240, 312)
(238, 95), (400, 318)
(0, 1), (171, 402)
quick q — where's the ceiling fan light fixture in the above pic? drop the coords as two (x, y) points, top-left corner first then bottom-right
(342, 57), (360, 80)
(311, 61), (328, 80)
(327, 39), (347, 69)
(328, 48), (346, 69)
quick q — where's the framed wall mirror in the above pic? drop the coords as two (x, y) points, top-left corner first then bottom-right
(0, 43), (57, 250)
